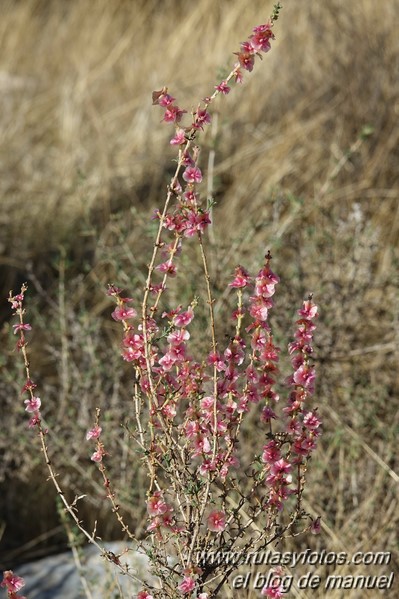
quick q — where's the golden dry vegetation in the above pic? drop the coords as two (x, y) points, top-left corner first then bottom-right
(1, 0), (398, 597)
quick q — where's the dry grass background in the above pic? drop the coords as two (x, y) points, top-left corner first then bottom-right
(0, 0), (398, 597)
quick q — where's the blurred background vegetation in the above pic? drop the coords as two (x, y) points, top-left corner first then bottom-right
(0, 0), (398, 596)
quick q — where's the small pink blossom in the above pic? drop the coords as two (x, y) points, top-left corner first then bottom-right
(249, 296), (272, 321)
(86, 425), (102, 440)
(303, 411), (321, 430)
(147, 491), (169, 517)
(261, 582), (284, 598)
(293, 364), (315, 389)
(156, 261), (177, 276)
(261, 406), (277, 421)
(251, 23), (274, 53)
(235, 51), (255, 72)
(137, 591), (154, 599)
(111, 306), (137, 321)
(193, 109), (211, 130)
(1, 570), (25, 593)
(183, 166), (203, 184)
(158, 93), (175, 107)
(207, 351), (226, 372)
(174, 307), (194, 327)
(21, 379), (37, 393)
(106, 284), (123, 296)
(28, 415), (40, 428)
(229, 265), (251, 288)
(200, 396), (214, 410)
(13, 323), (31, 334)
(207, 509), (226, 532)
(91, 449), (105, 463)
(270, 458), (291, 475)
(310, 516), (321, 535)
(24, 396), (41, 412)
(168, 329), (190, 345)
(234, 68), (244, 83)
(185, 420), (200, 437)
(178, 576), (196, 594)
(163, 105), (186, 123)
(298, 299), (318, 320)
(182, 150), (194, 166)
(215, 80), (231, 94)
(159, 352), (176, 371)
(170, 128), (186, 145)
(193, 435), (211, 455)
(262, 440), (281, 464)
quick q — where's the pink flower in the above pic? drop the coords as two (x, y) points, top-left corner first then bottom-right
(137, 591), (154, 599)
(234, 68), (244, 83)
(207, 351), (226, 371)
(215, 80), (231, 95)
(86, 425), (102, 440)
(13, 323), (31, 334)
(235, 51), (255, 72)
(91, 449), (104, 463)
(1, 570), (25, 593)
(303, 411), (321, 430)
(229, 265), (251, 288)
(147, 491), (169, 517)
(185, 420), (200, 437)
(193, 435), (211, 455)
(178, 576), (196, 594)
(251, 23), (274, 53)
(168, 329), (190, 345)
(249, 296), (271, 321)
(261, 583), (284, 598)
(111, 306), (137, 321)
(158, 93), (176, 107)
(310, 516), (321, 535)
(170, 128), (186, 145)
(193, 109), (211, 130)
(200, 396), (214, 410)
(207, 509), (226, 532)
(156, 261), (177, 277)
(183, 166), (203, 184)
(298, 299), (318, 320)
(163, 105), (187, 123)
(24, 396), (41, 412)
(174, 307), (194, 327)
(270, 458), (291, 476)
(28, 415), (40, 428)
(262, 440), (281, 464)
(169, 343), (187, 362)
(182, 151), (194, 166)
(159, 352), (176, 371)
(106, 284), (123, 296)
(21, 379), (37, 393)
(293, 364), (315, 389)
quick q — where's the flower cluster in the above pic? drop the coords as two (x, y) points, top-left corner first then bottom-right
(85, 422), (105, 463)
(8, 286), (42, 429)
(285, 297), (321, 460)
(261, 294), (321, 511)
(146, 491), (179, 540)
(147, 15), (279, 294)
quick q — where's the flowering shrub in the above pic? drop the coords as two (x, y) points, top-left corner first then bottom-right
(4, 3), (323, 598)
